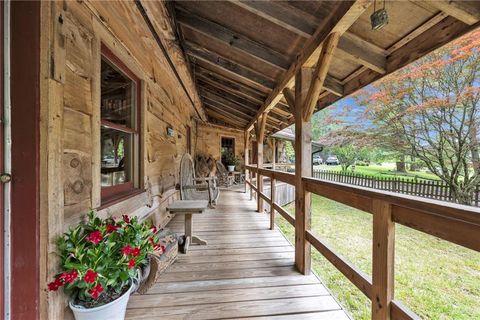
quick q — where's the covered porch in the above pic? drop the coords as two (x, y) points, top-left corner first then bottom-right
(126, 186), (349, 319)
(6, 0), (480, 320)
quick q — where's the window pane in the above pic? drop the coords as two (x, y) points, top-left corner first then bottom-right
(101, 127), (133, 187)
(101, 59), (135, 128)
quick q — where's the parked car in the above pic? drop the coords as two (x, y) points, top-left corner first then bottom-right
(313, 155), (323, 165)
(325, 156), (339, 165)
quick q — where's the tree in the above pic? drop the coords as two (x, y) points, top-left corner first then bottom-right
(356, 30), (480, 204)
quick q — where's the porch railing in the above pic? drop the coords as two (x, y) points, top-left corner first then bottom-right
(245, 164), (480, 320)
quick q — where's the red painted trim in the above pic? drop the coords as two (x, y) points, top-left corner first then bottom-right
(100, 44), (142, 205)
(0, 2), (4, 317)
(10, 1), (41, 319)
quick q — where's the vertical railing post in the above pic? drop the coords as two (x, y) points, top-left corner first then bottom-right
(244, 130), (250, 194)
(372, 199), (395, 320)
(294, 67), (313, 275)
(256, 114), (267, 213)
(270, 177), (276, 230)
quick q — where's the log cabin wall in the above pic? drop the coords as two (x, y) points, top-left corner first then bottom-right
(196, 123), (246, 168)
(39, 1), (206, 318)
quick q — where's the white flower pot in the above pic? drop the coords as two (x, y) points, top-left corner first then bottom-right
(69, 283), (133, 320)
(227, 165), (235, 172)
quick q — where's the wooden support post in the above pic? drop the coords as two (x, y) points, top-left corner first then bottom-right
(372, 199), (395, 320)
(256, 114), (267, 213)
(272, 137), (276, 171)
(270, 177), (276, 230)
(244, 130), (250, 193)
(294, 67), (313, 275)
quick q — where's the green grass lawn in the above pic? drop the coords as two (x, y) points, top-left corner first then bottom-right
(314, 163), (440, 181)
(278, 195), (480, 320)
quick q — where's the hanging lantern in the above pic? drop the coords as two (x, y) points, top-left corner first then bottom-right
(371, 0), (389, 30)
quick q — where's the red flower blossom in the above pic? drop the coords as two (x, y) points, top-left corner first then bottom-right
(154, 244), (165, 253)
(151, 225), (158, 234)
(88, 283), (103, 299)
(47, 278), (63, 291)
(122, 215), (130, 223)
(59, 269), (78, 284)
(128, 259), (136, 269)
(85, 230), (103, 245)
(121, 244), (133, 256)
(148, 237), (155, 245)
(84, 269), (98, 284)
(130, 247), (141, 257)
(106, 224), (119, 233)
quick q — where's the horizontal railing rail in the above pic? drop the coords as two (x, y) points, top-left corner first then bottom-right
(245, 164), (479, 320)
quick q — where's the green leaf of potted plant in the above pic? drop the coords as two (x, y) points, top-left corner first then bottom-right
(48, 210), (165, 320)
(224, 152), (240, 172)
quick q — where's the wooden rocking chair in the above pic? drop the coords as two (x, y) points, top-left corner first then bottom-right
(180, 153), (220, 206)
(215, 161), (234, 187)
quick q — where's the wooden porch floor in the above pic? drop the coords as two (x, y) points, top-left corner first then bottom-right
(126, 186), (350, 320)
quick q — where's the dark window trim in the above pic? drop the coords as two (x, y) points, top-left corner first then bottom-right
(100, 44), (142, 206)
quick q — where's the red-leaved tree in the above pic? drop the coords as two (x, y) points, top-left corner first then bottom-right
(356, 30), (480, 204)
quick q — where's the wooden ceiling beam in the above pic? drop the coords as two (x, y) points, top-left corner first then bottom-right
(317, 15), (479, 112)
(230, 0), (314, 38)
(204, 104), (249, 124)
(185, 41), (276, 90)
(205, 110), (246, 129)
(194, 65), (268, 100)
(202, 97), (253, 122)
(430, 0), (480, 25)
(231, 0), (385, 75)
(196, 74), (265, 105)
(176, 10), (291, 70)
(337, 32), (387, 74)
(246, 0), (372, 130)
(198, 82), (260, 112)
(200, 89), (257, 116)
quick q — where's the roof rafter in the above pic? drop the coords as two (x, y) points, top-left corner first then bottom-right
(247, 0), (372, 130)
(185, 41), (276, 90)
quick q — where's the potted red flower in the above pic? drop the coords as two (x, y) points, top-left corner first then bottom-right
(48, 210), (165, 320)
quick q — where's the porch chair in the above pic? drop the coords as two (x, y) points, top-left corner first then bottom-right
(180, 153), (220, 206)
(216, 161), (234, 187)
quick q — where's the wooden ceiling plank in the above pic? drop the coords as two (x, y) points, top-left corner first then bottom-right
(386, 12), (449, 53)
(230, 0), (314, 38)
(200, 87), (258, 117)
(185, 42), (276, 90)
(200, 88), (258, 116)
(204, 101), (252, 124)
(246, 0), (372, 130)
(203, 97), (252, 121)
(429, 0), (480, 25)
(176, 10), (291, 70)
(205, 110), (246, 128)
(196, 74), (265, 105)
(318, 15), (479, 112)
(194, 65), (269, 99)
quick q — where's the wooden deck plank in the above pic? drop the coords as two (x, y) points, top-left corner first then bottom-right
(129, 284), (330, 308)
(146, 274), (321, 294)
(126, 296), (342, 319)
(167, 258), (295, 272)
(126, 186), (348, 320)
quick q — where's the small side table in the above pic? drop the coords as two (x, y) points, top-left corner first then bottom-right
(166, 200), (209, 253)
